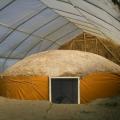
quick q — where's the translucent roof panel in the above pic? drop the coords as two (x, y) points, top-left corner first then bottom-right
(1, 0), (119, 72)
(0, 0), (82, 72)
(0, 0), (46, 26)
(83, 0), (120, 20)
(33, 17), (69, 37)
(41, 0), (120, 43)
(0, 31), (27, 57)
(17, 8), (59, 33)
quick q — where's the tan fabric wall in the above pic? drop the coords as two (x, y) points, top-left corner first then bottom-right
(0, 72), (120, 104)
(81, 72), (120, 103)
(0, 76), (49, 100)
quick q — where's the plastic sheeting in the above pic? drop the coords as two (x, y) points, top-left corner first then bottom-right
(0, 72), (120, 104)
(0, 0), (82, 72)
(0, 76), (49, 100)
(81, 72), (120, 103)
(0, 0), (120, 72)
(41, 0), (120, 43)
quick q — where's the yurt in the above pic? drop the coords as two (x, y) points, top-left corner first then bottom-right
(0, 50), (120, 104)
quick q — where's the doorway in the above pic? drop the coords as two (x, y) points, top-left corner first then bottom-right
(49, 77), (80, 104)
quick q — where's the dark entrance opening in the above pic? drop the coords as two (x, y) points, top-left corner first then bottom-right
(49, 77), (80, 104)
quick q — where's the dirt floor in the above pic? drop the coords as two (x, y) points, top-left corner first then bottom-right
(0, 96), (120, 120)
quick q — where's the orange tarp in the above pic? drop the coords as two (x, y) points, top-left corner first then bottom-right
(0, 72), (120, 104)
(0, 76), (49, 100)
(81, 72), (120, 103)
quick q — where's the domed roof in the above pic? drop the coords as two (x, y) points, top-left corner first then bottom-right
(3, 50), (120, 76)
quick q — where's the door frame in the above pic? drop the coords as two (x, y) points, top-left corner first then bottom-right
(49, 77), (80, 104)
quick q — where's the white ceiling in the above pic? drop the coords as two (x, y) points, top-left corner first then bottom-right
(0, 0), (120, 72)
(0, 0), (82, 72)
(41, 0), (120, 42)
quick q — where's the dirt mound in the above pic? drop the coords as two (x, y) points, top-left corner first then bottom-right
(2, 50), (120, 76)
(0, 96), (120, 120)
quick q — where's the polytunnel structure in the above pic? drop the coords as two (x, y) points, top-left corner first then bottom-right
(0, 1), (120, 119)
(0, 0), (120, 72)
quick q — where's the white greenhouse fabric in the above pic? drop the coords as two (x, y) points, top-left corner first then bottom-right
(0, 0), (82, 72)
(0, 0), (120, 72)
(42, 0), (120, 42)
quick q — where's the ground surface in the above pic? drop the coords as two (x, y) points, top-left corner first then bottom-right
(0, 96), (120, 120)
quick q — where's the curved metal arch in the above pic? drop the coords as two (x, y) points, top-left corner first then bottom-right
(2, 21), (70, 70)
(58, 0), (120, 22)
(72, 19), (104, 33)
(53, 9), (111, 37)
(62, 14), (111, 32)
(68, 0), (119, 41)
(0, 0), (15, 11)
(21, 22), (70, 58)
(83, 28), (105, 36)
(25, 28), (79, 56)
(47, 27), (105, 49)
(74, 6), (120, 32)
(48, 7), (116, 36)
(83, 0), (120, 22)
(0, 56), (22, 60)
(42, 28), (79, 51)
(21, 23), (106, 58)
(46, 0), (120, 32)
(43, 0), (84, 17)
(72, 22), (104, 32)
(0, 7), (48, 44)
(55, 8), (108, 38)
(75, 25), (105, 37)
(4, 15), (59, 58)
(0, 5), (110, 38)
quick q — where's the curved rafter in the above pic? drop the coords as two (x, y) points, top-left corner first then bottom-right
(41, 0), (120, 42)
(4, 15), (59, 58)
(21, 22), (70, 58)
(43, 28), (79, 51)
(83, 0), (120, 22)
(0, 0), (15, 11)
(0, 7), (48, 44)
(0, 0), (120, 72)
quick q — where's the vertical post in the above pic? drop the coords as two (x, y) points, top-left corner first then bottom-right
(49, 77), (52, 102)
(97, 38), (120, 64)
(83, 32), (86, 51)
(78, 77), (80, 104)
(95, 38), (98, 54)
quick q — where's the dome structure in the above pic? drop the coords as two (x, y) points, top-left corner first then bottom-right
(2, 50), (120, 76)
(1, 50), (120, 104)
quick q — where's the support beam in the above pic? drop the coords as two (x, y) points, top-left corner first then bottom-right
(0, 0), (15, 11)
(83, 32), (86, 51)
(97, 38), (120, 64)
